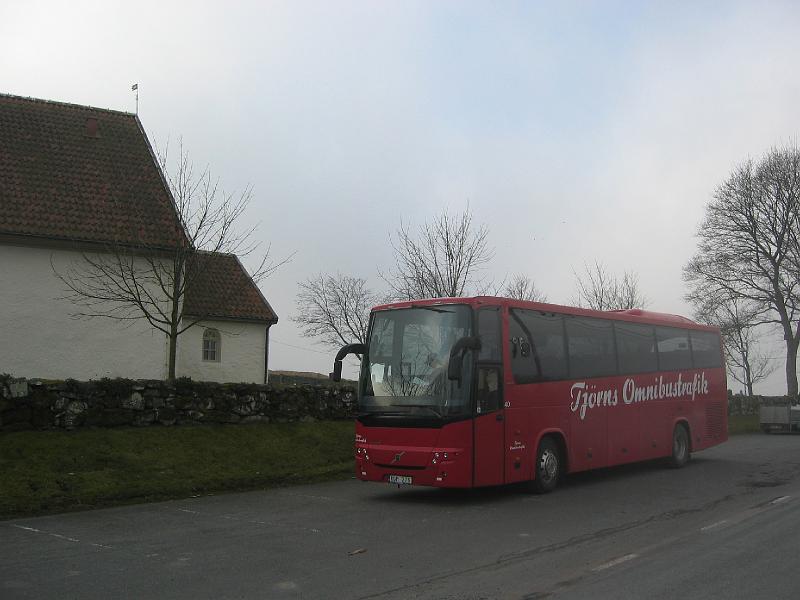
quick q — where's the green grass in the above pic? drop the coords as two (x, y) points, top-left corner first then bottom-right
(0, 421), (354, 519)
(728, 414), (760, 435)
(1, 415), (761, 519)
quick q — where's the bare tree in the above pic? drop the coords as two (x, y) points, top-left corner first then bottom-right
(684, 145), (800, 395)
(381, 207), (494, 300)
(56, 140), (287, 380)
(503, 274), (548, 302)
(572, 261), (649, 311)
(293, 273), (378, 351)
(691, 296), (775, 395)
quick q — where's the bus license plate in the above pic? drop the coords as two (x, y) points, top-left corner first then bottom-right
(388, 475), (412, 485)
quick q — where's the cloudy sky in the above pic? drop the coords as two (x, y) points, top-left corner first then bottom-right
(3, 1), (800, 390)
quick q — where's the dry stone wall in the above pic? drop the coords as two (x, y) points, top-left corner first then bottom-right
(0, 375), (357, 431)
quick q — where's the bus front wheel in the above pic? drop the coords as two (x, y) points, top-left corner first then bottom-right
(669, 424), (691, 468)
(531, 437), (561, 494)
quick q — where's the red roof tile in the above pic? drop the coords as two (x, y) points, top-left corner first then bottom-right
(0, 94), (183, 248)
(184, 252), (277, 323)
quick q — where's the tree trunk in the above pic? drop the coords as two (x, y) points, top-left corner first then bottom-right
(743, 356), (753, 396)
(785, 337), (799, 397)
(167, 328), (178, 381)
(167, 262), (183, 382)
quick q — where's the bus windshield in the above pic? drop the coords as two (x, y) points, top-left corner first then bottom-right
(360, 305), (473, 419)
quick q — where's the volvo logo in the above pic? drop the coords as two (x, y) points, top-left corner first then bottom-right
(391, 451), (406, 464)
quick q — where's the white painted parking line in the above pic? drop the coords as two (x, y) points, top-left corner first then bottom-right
(700, 520), (728, 532)
(770, 496), (791, 505)
(592, 553), (638, 572)
(10, 524), (112, 549)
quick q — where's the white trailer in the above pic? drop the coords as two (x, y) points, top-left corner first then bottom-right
(760, 403), (800, 433)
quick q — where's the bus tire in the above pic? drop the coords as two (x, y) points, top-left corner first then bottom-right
(669, 423), (690, 468)
(531, 437), (561, 493)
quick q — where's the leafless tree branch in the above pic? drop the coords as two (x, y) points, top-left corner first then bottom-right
(572, 261), (649, 311)
(293, 273), (378, 352)
(380, 206), (494, 300)
(684, 144), (800, 395)
(503, 274), (548, 302)
(54, 138), (290, 380)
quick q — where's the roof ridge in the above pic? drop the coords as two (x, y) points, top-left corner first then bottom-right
(195, 249), (237, 257)
(0, 92), (135, 117)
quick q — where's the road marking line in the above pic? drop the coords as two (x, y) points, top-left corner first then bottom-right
(11, 525), (42, 533)
(771, 496), (791, 505)
(13, 524), (79, 542)
(11, 524), (112, 549)
(701, 520), (728, 531)
(592, 553), (638, 572)
(49, 533), (80, 543)
(177, 508), (200, 514)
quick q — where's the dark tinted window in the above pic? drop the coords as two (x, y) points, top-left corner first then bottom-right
(509, 309), (567, 383)
(566, 317), (617, 378)
(477, 308), (502, 362)
(615, 322), (658, 374)
(476, 366), (501, 414)
(690, 330), (723, 368)
(656, 327), (692, 371)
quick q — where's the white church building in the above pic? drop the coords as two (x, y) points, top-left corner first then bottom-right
(0, 94), (278, 383)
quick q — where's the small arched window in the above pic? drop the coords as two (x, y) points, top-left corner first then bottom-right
(203, 328), (221, 362)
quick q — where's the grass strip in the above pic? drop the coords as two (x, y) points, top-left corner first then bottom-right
(0, 415), (764, 519)
(0, 421), (354, 520)
(728, 414), (760, 435)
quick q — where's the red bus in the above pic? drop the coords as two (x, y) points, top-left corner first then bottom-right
(330, 296), (727, 492)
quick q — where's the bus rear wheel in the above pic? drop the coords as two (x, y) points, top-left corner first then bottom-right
(669, 423), (690, 468)
(531, 437), (561, 494)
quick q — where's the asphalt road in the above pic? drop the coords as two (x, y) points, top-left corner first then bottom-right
(2, 434), (799, 600)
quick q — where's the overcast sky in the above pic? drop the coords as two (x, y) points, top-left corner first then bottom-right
(3, 1), (800, 391)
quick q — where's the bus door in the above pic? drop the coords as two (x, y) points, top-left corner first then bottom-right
(473, 307), (505, 487)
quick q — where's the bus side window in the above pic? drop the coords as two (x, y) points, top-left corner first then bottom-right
(656, 327), (692, 371)
(690, 330), (723, 368)
(615, 322), (658, 374)
(509, 309), (567, 383)
(476, 366), (501, 414)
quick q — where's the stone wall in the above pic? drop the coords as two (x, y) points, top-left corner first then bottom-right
(0, 376), (357, 431)
(726, 393), (795, 415)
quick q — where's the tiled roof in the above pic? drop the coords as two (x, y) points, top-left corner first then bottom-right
(0, 94), (183, 248)
(184, 252), (277, 323)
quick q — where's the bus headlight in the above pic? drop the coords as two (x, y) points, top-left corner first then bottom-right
(432, 451), (452, 465)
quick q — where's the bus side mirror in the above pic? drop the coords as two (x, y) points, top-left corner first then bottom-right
(448, 336), (481, 381)
(330, 343), (367, 382)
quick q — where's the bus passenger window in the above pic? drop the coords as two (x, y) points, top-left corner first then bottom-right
(615, 322), (658, 374)
(690, 330), (722, 368)
(509, 309), (567, 383)
(566, 316), (617, 378)
(476, 367), (501, 414)
(656, 327), (692, 371)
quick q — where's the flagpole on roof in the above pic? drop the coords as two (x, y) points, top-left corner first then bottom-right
(131, 83), (139, 114)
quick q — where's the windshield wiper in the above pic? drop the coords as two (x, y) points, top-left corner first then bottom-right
(389, 404), (443, 418)
(411, 305), (455, 313)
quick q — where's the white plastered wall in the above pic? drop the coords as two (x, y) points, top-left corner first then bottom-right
(0, 244), (168, 380)
(176, 319), (266, 383)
